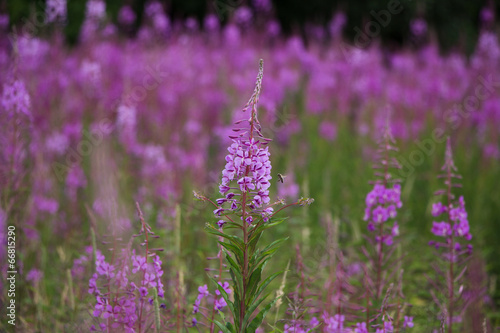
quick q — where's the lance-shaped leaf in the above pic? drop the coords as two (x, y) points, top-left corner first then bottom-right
(206, 225), (245, 250)
(219, 241), (244, 265)
(247, 296), (281, 332)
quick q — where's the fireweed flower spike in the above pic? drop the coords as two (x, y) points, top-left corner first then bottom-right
(363, 119), (402, 296)
(196, 60), (313, 333)
(429, 138), (472, 333)
(359, 117), (414, 332)
(88, 203), (166, 332)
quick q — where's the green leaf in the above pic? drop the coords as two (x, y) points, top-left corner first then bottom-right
(224, 222), (244, 230)
(229, 266), (243, 299)
(249, 238), (288, 273)
(226, 321), (235, 332)
(249, 218), (287, 241)
(246, 267), (262, 303)
(250, 248), (277, 273)
(214, 320), (233, 333)
(248, 271), (282, 306)
(233, 284), (242, 329)
(258, 238), (289, 258)
(248, 229), (263, 254)
(219, 241), (244, 264)
(247, 296), (281, 332)
(224, 251), (243, 293)
(241, 291), (272, 330)
(205, 225), (244, 250)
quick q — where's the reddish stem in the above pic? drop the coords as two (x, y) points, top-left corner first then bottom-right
(446, 164), (454, 333)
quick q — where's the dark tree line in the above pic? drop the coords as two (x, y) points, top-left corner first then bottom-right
(3, 0), (495, 53)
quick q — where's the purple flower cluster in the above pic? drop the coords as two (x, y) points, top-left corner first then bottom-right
(89, 249), (165, 331)
(429, 138), (473, 254)
(431, 196), (471, 241)
(375, 320), (394, 333)
(213, 61), (276, 224)
(353, 322), (368, 333)
(363, 183), (402, 246)
(427, 138), (473, 331)
(322, 313), (346, 332)
(403, 316), (414, 328)
(1, 79), (32, 118)
(215, 138), (273, 221)
(193, 282), (231, 314)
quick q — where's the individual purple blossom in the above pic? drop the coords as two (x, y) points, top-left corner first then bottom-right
(431, 221), (452, 237)
(95, 252), (115, 278)
(142, 272), (157, 288)
(403, 316), (414, 328)
(132, 254), (147, 273)
(431, 202), (446, 216)
(237, 176), (256, 192)
(391, 222), (399, 236)
(214, 297), (227, 310)
(198, 284), (209, 298)
(139, 287), (148, 297)
(213, 207), (224, 216)
(96, 261), (115, 278)
(89, 273), (99, 295)
(193, 297), (201, 314)
(215, 281), (231, 295)
(93, 296), (107, 317)
(372, 205), (389, 224)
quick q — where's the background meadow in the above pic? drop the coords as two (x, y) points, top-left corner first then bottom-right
(1, 0), (500, 332)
